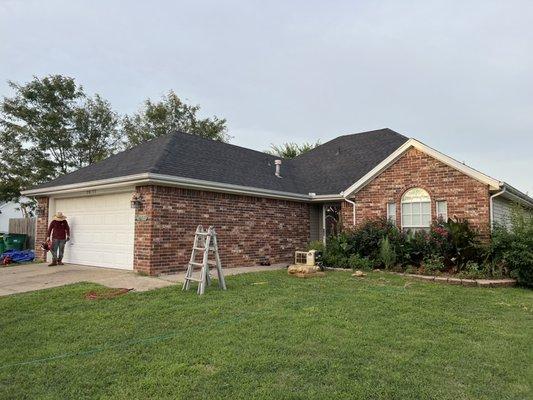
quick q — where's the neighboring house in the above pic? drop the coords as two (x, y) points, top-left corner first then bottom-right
(23, 129), (533, 274)
(0, 201), (25, 234)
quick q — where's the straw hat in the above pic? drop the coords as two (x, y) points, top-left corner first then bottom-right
(53, 211), (67, 221)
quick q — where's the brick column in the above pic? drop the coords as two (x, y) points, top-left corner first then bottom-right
(133, 186), (155, 275)
(35, 197), (49, 261)
(340, 200), (355, 231)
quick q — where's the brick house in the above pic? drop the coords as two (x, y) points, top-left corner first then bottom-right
(23, 129), (533, 275)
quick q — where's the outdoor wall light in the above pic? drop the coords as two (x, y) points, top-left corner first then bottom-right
(130, 193), (143, 210)
(36, 204), (45, 217)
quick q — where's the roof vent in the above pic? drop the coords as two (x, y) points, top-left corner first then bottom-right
(275, 159), (282, 178)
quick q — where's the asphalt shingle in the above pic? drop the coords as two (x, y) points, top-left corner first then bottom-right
(31, 128), (409, 195)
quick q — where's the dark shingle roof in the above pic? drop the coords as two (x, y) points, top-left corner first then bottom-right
(31, 128), (409, 195)
(291, 129), (408, 194)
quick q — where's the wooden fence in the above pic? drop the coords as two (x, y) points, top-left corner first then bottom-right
(8, 218), (36, 249)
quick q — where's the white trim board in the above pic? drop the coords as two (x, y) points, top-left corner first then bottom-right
(341, 138), (502, 197)
(22, 173), (311, 202)
(22, 138), (524, 204)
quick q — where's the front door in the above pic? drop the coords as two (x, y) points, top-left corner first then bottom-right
(323, 203), (341, 243)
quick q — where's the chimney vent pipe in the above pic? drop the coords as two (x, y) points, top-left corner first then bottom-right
(274, 159), (282, 178)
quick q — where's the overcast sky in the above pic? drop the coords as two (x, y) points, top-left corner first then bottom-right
(1, 0), (532, 194)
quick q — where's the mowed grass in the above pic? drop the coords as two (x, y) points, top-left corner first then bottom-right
(0, 271), (532, 399)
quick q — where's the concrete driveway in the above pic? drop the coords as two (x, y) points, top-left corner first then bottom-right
(0, 263), (286, 296)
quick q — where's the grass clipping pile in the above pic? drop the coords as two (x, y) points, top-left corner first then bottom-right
(287, 265), (325, 278)
(84, 288), (133, 300)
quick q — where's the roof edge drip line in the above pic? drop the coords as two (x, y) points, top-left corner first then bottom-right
(22, 173), (315, 202)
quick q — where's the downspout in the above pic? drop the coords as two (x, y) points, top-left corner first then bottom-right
(343, 197), (356, 227)
(489, 186), (506, 231)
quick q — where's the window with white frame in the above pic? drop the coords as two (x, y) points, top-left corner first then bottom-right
(401, 188), (431, 229)
(436, 200), (448, 221)
(387, 202), (396, 225)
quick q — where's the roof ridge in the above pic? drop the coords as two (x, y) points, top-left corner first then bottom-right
(169, 130), (286, 160)
(290, 128), (406, 161)
(335, 127), (407, 139)
(148, 132), (179, 173)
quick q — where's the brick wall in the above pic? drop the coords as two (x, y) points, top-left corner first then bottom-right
(340, 148), (491, 237)
(34, 197), (49, 260)
(134, 186), (310, 275)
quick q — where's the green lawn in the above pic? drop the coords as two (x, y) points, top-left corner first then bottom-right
(1, 271), (532, 399)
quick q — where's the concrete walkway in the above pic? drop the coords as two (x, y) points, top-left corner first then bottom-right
(0, 263), (286, 296)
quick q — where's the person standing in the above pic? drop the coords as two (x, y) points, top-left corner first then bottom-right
(46, 212), (70, 266)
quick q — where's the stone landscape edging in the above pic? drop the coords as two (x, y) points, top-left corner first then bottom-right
(324, 267), (517, 288)
(401, 273), (516, 288)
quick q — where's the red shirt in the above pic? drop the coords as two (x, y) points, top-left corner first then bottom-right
(47, 220), (70, 240)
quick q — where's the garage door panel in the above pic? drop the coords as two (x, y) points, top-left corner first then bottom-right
(53, 192), (135, 270)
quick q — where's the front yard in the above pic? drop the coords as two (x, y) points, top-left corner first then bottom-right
(1, 270), (531, 399)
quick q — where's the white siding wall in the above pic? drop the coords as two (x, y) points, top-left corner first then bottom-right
(493, 197), (513, 229)
(0, 202), (24, 233)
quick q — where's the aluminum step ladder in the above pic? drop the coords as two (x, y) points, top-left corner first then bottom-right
(183, 225), (227, 295)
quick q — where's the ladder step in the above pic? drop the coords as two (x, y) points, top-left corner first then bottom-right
(190, 260), (217, 267)
(183, 225), (226, 294)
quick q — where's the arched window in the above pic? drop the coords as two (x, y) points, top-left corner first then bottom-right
(401, 188), (431, 229)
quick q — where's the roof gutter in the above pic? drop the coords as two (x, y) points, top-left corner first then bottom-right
(308, 193), (344, 202)
(500, 183), (533, 208)
(21, 173), (312, 202)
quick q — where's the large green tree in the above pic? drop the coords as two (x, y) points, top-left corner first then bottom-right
(123, 91), (229, 147)
(265, 141), (321, 159)
(0, 75), (120, 203)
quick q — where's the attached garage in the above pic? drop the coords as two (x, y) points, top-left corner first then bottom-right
(48, 192), (135, 270)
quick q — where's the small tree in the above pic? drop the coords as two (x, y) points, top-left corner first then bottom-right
(265, 141), (320, 159)
(379, 237), (397, 269)
(123, 91), (229, 147)
(0, 75), (120, 203)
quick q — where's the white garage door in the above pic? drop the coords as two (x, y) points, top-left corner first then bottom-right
(52, 192), (135, 269)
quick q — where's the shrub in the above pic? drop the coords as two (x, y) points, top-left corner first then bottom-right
(445, 218), (480, 268)
(490, 206), (533, 287)
(347, 254), (373, 271)
(307, 240), (325, 253)
(379, 237), (397, 269)
(348, 218), (398, 260)
(322, 232), (352, 268)
(322, 253), (349, 268)
(401, 230), (432, 266)
(429, 220), (453, 259)
(422, 254), (446, 274)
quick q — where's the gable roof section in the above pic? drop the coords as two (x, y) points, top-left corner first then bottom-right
(341, 138), (503, 197)
(291, 129), (409, 195)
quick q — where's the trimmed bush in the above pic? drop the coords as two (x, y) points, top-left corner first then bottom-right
(490, 206), (533, 287)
